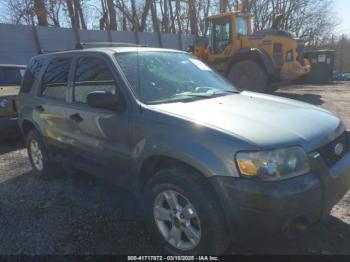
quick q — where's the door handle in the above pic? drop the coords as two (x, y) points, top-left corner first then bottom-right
(35, 105), (45, 113)
(70, 113), (84, 123)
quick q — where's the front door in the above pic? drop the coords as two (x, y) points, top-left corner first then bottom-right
(65, 55), (130, 183)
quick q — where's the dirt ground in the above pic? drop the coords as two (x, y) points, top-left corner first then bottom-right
(0, 82), (350, 255)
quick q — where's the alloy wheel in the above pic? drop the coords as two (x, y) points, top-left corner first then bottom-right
(153, 190), (201, 251)
(30, 139), (44, 171)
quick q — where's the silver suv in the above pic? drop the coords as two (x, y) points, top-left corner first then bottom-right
(18, 46), (350, 254)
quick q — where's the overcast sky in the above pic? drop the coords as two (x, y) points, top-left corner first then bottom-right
(335, 0), (350, 36)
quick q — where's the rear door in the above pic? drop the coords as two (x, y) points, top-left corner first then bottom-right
(34, 56), (73, 154)
(65, 54), (130, 183)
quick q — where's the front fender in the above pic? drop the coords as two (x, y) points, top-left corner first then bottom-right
(135, 136), (235, 179)
(129, 115), (243, 182)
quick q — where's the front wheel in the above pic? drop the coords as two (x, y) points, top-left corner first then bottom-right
(143, 167), (229, 254)
(227, 61), (270, 92)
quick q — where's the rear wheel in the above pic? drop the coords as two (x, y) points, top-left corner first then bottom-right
(227, 61), (269, 92)
(143, 166), (229, 254)
(27, 129), (58, 179)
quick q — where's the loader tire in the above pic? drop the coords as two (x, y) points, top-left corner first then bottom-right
(227, 61), (270, 93)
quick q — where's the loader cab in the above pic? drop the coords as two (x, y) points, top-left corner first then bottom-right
(207, 13), (252, 55)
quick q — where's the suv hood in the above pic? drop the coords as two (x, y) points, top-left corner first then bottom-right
(0, 85), (20, 97)
(150, 91), (344, 152)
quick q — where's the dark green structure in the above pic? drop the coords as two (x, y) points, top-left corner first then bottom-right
(304, 50), (335, 84)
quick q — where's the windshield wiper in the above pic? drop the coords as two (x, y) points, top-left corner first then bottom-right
(147, 90), (238, 105)
(176, 90), (238, 98)
(147, 96), (204, 104)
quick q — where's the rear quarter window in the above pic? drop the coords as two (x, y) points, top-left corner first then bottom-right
(21, 59), (43, 93)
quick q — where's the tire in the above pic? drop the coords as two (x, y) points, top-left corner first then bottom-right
(227, 60), (269, 92)
(26, 129), (57, 179)
(143, 166), (229, 255)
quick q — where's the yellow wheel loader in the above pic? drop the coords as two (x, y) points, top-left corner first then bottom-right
(193, 12), (310, 92)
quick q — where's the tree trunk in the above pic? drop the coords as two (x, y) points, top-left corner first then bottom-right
(66, 0), (77, 28)
(73, 0), (81, 29)
(168, 0), (176, 33)
(163, 0), (170, 32)
(106, 0), (117, 30)
(140, 1), (151, 32)
(175, 0), (183, 49)
(74, 0), (86, 29)
(220, 0), (228, 13)
(34, 0), (48, 26)
(150, 0), (162, 46)
(99, 0), (108, 30)
(149, 0), (160, 33)
(188, 0), (198, 35)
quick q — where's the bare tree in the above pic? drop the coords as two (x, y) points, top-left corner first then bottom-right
(0, 0), (340, 49)
(3, 0), (33, 25)
(34, 0), (48, 26)
(46, 0), (64, 26)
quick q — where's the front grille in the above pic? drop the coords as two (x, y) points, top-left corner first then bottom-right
(318, 132), (348, 167)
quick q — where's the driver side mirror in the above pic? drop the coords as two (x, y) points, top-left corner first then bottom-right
(87, 91), (125, 112)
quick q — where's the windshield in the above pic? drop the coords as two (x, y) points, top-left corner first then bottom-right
(208, 17), (231, 54)
(0, 67), (25, 85)
(237, 16), (248, 37)
(115, 52), (237, 104)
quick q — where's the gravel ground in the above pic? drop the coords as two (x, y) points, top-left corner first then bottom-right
(0, 82), (350, 255)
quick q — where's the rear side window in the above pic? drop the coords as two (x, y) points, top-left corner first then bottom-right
(74, 57), (116, 104)
(41, 57), (72, 100)
(0, 67), (24, 86)
(21, 59), (43, 93)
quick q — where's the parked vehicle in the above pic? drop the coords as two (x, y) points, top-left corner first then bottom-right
(18, 46), (350, 254)
(333, 71), (350, 81)
(192, 11), (310, 92)
(0, 64), (26, 136)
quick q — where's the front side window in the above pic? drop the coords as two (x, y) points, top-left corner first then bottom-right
(41, 57), (72, 100)
(237, 16), (248, 37)
(74, 57), (116, 104)
(208, 17), (231, 54)
(115, 52), (237, 105)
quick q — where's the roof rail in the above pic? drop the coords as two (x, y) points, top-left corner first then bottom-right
(39, 49), (64, 54)
(75, 42), (147, 49)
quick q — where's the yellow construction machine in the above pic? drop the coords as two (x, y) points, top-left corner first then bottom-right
(193, 11), (310, 92)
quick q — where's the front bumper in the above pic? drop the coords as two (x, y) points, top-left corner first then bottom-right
(209, 133), (350, 243)
(281, 61), (311, 82)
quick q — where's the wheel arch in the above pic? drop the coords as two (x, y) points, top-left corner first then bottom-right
(20, 119), (41, 139)
(138, 155), (217, 195)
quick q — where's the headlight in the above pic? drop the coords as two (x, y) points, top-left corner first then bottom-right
(236, 147), (310, 181)
(0, 98), (9, 108)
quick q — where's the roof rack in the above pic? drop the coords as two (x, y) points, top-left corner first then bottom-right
(39, 49), (64, 54)
(75, 42), (147, 49)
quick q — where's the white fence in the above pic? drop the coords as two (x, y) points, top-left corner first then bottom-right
(0, 23), (195, 65)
